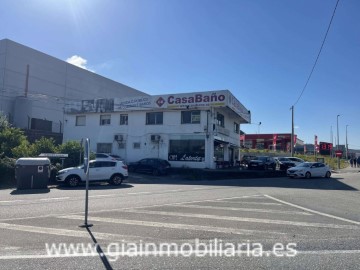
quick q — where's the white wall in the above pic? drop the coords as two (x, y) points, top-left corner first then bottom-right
(64, 109), (242, 169)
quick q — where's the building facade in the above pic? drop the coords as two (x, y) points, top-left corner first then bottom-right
(240, 133), (303, 152)
(0, 39), (146, 142)
(63, 90), (251, 169)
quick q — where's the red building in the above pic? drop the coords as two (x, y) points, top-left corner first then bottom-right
(240, 133), (302, 152)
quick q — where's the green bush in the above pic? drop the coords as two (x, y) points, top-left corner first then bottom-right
(0, 157), (16, 186)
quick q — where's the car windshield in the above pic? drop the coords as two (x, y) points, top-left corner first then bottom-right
(255, 157), (268, 161)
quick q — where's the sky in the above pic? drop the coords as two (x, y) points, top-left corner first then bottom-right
(1, 0), (359, 149)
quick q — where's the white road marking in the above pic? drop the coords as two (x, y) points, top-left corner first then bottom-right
(173, 204), (312, 215)
(213, 201), (282, 206)
(265, 195), (360, 226)
(39, 197), (70, 201)
(127, 192), (151, 195)
(120, 209), (360, 230)
(59, 215), (287, 236)
(0, 200), (24, 203)
(0, 222), (148, 241)
(89, 194), (116, 198)
(1, 249), (360, 260)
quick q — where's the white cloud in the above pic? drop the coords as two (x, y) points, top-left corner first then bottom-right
(66, 55), (95, 72)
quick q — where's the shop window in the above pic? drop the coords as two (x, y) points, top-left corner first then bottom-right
(181, 111), (200, 124)
(100, 115), (111, 126)
(146, 112), (163, 125)
(169, 138), (205, 162)
(76, 115), (86, 126)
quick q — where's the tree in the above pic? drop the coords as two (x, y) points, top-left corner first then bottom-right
(31, 137), (57, 156)
(0, 127), (29, 158)
(57, 140), (82, 168)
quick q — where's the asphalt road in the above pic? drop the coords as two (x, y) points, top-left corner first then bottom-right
(0, 170), (359, 269)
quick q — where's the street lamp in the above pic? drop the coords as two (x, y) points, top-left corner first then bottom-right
(346, 125), (349, 159)
(258, 122), (261, 134)
(336, 114), (340, 169)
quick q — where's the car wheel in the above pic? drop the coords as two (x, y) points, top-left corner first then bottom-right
(110, 174), (123, 186)
(66, 176), (80, 187)
(305, 172), (311, 179)
(152, 169), (160, 176)
(325, 171), (331, 178)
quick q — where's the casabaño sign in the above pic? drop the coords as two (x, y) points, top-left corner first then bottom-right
(154, 91), (226, 109)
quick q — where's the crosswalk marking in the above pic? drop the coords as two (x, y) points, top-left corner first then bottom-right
(59, 215), (287, 236)
(208, 201), (282, 206)
(265, 195), (360, 225)
(169, 204), (312, 215)
(0, 222), (151, 241)
(118, 209), (360, 230)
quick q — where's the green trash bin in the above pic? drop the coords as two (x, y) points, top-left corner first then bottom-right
(15, 158), (50, 190)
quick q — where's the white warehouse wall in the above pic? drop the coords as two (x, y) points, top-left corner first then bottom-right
(0, 39), (147, 131)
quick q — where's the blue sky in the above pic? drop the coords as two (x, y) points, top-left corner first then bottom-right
(1, 0), (359, 149)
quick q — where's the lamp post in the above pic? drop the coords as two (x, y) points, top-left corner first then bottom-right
(258, 122), (262, 134)
(346, 125), (349, 160)
(337, 114), (340, 170)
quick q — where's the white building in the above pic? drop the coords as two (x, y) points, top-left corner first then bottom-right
(0, 39), (146, 142)
(64, 91), (251, 169)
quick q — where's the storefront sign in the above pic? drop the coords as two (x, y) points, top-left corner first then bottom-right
(168, 153), (205, 162)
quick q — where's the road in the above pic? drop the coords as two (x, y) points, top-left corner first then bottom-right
(0, 170), (359, 269)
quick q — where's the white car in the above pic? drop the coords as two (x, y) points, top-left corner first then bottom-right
(95, 153), (123, 161)
(287, 162), (331, 179)
(56, 160), (128, 187)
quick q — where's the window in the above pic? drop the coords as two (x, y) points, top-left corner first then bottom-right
(216, 113), (225, 127)
(120, 114), (128, 125)
(169, 136), (205, 162)
(146, 112), (163, 125)
(100, 115), (111, 126)
(76, 115), (86, 126)
(96, 143), (112, 153)
(181, 111), (200, 124)
(133, 142), (141, 149)
(234, 122), (239, 134)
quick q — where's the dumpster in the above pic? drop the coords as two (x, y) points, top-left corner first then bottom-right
(15, 158), (51, 189)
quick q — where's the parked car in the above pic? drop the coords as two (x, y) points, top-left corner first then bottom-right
(56, 160), (128, 187)
(275, 157), (296, 171)
(128, 158), (171, 176)
(286, 157), (304, 166)
(240, 155), (257, 167)
(95, 153), (124, 161)
(287, 162), (331, 179)
(247, 156), (276, 170)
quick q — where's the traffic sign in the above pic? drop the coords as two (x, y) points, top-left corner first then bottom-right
(83, 138), (90, 174)
(335, 150), (342, 157)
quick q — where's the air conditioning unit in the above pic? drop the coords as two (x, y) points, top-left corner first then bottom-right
(114, 134), (124, 141)
(151, 134), (161, 142)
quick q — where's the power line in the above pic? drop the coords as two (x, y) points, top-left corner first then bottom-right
(292, 0), (340, 106)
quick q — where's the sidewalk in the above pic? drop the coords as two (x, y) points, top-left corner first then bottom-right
(333, 165), (360, 174)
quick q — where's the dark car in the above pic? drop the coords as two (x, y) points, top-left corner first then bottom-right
(248, 156), (276, 170)
(240, 155), (257, 167)
(128, 158), (171, 176)
(275, 157), (296, 171)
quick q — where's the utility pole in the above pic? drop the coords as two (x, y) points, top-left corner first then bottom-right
(291, 106), (294, 157)
(346, 125), (349, 160)
(337, 114), (340, 170)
